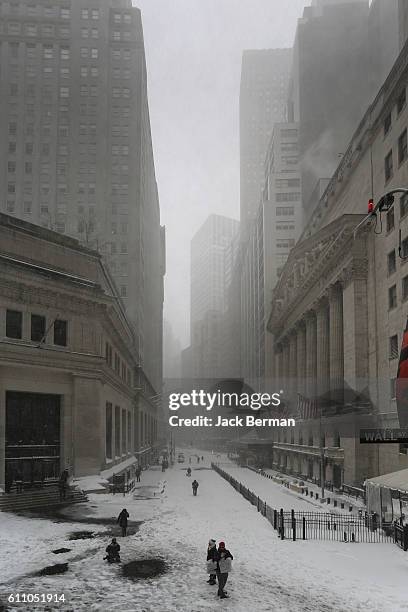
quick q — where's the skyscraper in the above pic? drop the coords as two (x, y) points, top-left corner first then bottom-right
(239, 48), (292, 240)
(287, 0), (372, 214)
(0, 0), (164, 391)
(189, 214), (239, 379)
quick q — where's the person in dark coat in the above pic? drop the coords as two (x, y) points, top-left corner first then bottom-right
(192, 480), (199, 496)
(135, 466), (141, 482)
(206, 538), (217, 585)
(216, 541), (233, 598)
(117, 508), (129, 536)
(104, 538), (121, 563)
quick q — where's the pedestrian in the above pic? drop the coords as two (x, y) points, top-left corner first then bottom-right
(197, 456), (200, 464)
(136, 466), (141, 482)
(216, 541), (233, 599)
(117, 508), (129, 536)
(186, 467), (191, 477)
(201, 456), (204, 461)
(104, 537), (121, 563)
(192, 479), (199, 496)
(58, 469), (69, 501)
(162, 460), (166, 472)
(206, 539), (217, 585)
(189, 457), (191, 464)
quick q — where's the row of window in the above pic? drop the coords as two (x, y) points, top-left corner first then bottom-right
(105, 342), (131, 384)
(276, 192), (300, 203)
(384, 128), (407, 182)
(384, 87), (406, 136)
(6, 42), (70, 60)
(276, 206), (295, 217)
(385, 193), (408, 232)
(4, 309), (67, 346)
(4, 24), (70, 37)
(1, 5), (72, 18)
(388, 271), (408, 309)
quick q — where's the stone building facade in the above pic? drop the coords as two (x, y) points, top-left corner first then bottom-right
(266, 39), (408, 487)
(0, 214), (160, 492)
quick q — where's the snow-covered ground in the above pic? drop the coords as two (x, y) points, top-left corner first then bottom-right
(0, 451), (407, 611)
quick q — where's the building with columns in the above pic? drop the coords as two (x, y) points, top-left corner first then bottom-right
(0, 213), (160, 494)
(266, 37), (408, 487)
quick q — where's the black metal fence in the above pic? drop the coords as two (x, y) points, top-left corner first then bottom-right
(211, 463), (398, 545)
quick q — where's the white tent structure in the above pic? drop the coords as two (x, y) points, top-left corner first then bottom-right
(365, 468), (408, 526)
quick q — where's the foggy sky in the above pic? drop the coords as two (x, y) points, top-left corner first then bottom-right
(134, 0), (308, 348)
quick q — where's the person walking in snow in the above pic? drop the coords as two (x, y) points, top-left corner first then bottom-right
(186, 467), (192, 477)
(216, 541), (233, 599)
(136, 466), (141, 482)
(192, 479), (199, 496)
(206, 539), (217, 585)
(117, 508), (129, 536)
(104, 537), (121, 563)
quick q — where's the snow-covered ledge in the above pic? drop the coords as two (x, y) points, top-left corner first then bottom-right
(100, 455), (138, 480)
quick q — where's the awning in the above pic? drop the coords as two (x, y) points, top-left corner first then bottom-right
(365, 467), (408, 493)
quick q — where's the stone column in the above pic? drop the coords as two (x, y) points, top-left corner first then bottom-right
(329, 283), (344, 398)
(275, 345), (283, 388)
(305, 311), (317, 398)
(282, 338), (290, 393)
(289, 331), (298, 397)
(316, 298), (330, 398)
(296, 322), (306, 396)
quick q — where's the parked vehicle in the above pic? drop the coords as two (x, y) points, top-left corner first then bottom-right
(177, 453), (185, 463)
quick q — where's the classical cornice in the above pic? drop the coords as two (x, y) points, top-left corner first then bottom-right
(267, 215), (367, 337)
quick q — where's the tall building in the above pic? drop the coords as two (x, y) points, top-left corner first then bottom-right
(0, 0), (164, 393)
(288, 0), (372, 213)
(188, 214), (239, 379)
(399, 0), (408, 49)
(241, 123), (302, 389)
(266, 38), (408, 486)
(239, 48), (291, 239)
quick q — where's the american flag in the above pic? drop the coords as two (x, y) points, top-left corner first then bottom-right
(297, 393), (319, 420)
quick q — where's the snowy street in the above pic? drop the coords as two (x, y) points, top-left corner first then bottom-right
(0, 452), (407, 611)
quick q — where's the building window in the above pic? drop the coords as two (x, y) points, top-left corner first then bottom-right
(31, 314), (46, 342)
(403, 275), (408, 301)
(385, 150), (393, 182)
(6, 310), (23, 339)
(120, 285), (127, 297)
(399, 129), (408, 165)
(401, 193), (408, 219)
(92, 9), (99, 20)
(60, 7), (70, 19)
(390, 335), (399, 360)
(91, 48), (98, 59)
(276, 206), (295, 217)
(8, 161), (16, 173)
(386, 208), (395, 232)
(388, 284), (397, 310)
(388, 250), (396, 275)
(397, 88), (406, 114)
(60, 46), (70, 60)
(390, 377), (397, 399)
(54, 319), (67, 346)
(384, 112), (391, 136)
(402, 235), (408, 259)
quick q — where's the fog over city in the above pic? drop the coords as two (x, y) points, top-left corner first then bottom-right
(136, 0), (306, 347)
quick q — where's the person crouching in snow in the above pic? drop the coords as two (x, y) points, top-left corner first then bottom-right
(216, 541), (233, 599)
(104, 538), (120, 563)
(117, 508), (129, 536)
(192, 479), (199, 496)
(206, 539), (217, 585)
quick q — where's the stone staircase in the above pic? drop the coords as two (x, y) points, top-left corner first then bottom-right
(0, 485), (88, 512)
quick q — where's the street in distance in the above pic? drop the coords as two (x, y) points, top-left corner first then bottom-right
(168, 415), (296, 427)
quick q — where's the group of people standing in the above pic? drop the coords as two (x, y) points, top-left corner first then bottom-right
(206, 539), (233, 599)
